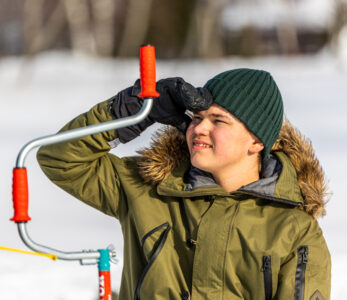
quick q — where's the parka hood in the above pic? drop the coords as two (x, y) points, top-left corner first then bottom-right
(136, 119), (329, 219)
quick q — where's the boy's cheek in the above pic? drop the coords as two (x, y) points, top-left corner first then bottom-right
(185, 124), (193, 135)
(185, 126), (193, 144)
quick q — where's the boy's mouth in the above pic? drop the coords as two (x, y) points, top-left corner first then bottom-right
(192, 140), (212, 148)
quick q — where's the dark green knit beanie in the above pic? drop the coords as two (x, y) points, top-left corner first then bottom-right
(204, 68), (283, 160)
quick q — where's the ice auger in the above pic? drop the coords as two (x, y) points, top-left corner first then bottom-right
(9, 45), (159, 300)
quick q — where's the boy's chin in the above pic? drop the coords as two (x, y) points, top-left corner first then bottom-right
(190, 159), (213, 173)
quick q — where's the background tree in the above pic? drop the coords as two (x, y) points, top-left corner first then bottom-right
(0, 0), (339, 58)
(181, 0), (228, 58)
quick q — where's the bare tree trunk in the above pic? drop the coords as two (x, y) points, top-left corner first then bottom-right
(331, 0), (347, 68)
(276, 0), (300, 54)
(23, 0), (45, 54)
(181, 0), (227, 58)
(117, 0), (154, 57)
(91, 0), (116, 56)
(23, 0), (66, 55)
(330, 0), (347, 52)
(63, 0), (95, 55)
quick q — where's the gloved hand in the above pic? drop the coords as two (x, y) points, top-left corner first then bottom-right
(112, 77), (213, 143)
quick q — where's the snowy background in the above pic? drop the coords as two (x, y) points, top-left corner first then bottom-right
(0, 49), (346, 299)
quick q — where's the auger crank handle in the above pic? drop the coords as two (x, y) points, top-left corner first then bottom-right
(10, 45), (159, 262)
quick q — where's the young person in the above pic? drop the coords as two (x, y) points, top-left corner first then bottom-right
(37, 68), (331, 300)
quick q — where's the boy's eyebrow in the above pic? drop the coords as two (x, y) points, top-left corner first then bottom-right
(194, 112), (231, 120)
(209, 113), (231, 119)
(193, 111), (230, 118)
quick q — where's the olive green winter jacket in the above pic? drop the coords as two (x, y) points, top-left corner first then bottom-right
(37, 99), (331, 300)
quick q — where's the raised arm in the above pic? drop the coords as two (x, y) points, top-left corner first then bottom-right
(37, 79), (213, 218)
(37, 98), (124, 217)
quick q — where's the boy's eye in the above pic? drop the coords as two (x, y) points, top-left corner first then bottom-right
(192, 115), (202, 122)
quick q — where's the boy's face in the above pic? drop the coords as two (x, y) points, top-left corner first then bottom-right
(186, 104), (263, 176)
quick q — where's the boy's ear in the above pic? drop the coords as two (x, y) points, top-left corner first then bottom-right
(249, 141), (264, 154)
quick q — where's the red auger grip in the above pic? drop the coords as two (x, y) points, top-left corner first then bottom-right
(99, 270), (112, 299)
(11, 168), (31, 222)
(137, 45), (160, 99)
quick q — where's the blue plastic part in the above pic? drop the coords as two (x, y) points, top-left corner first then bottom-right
(98, 249), (110, 271)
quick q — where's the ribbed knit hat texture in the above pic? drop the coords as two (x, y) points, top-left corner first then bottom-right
(204, 68), (283, 159)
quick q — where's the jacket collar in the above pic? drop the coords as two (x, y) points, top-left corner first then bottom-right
(155, 151), (303, 207)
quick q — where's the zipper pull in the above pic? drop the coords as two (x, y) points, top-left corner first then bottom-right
(298, 246), (308, 264)
(262, 256), (272, 272)
(186, 238), (197, 248)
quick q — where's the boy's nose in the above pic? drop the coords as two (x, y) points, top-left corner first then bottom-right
(193, 119), (210, 136)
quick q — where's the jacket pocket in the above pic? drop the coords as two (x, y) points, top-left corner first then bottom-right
(294, 246), (308, 300)
(134, 222), (171, 300)
(262, 256), (273, 300)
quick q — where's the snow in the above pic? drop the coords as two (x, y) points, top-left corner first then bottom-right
(0, 51), (346, 299)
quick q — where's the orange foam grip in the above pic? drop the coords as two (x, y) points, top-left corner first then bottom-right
(137, 45), (160, 99)
(11, 168), (31, 222)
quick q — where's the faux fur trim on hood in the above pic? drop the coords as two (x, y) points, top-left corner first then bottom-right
(272, 119), (329, 218)
(136, 120), (329, 219)
(136, 127), (189, 184)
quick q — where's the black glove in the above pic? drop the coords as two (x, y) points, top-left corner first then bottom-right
(112, 77), (213, 143)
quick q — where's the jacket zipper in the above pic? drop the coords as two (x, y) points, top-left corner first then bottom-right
(134, 222), (171, 300)
(294, 246), (308, 300)
(262, 256), (273, 300)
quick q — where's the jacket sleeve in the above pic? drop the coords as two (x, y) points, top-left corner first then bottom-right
(275, 215), (331, 300)
(36, 98), (126, 219)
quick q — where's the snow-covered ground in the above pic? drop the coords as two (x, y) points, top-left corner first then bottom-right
(0, 51), (346, 299)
